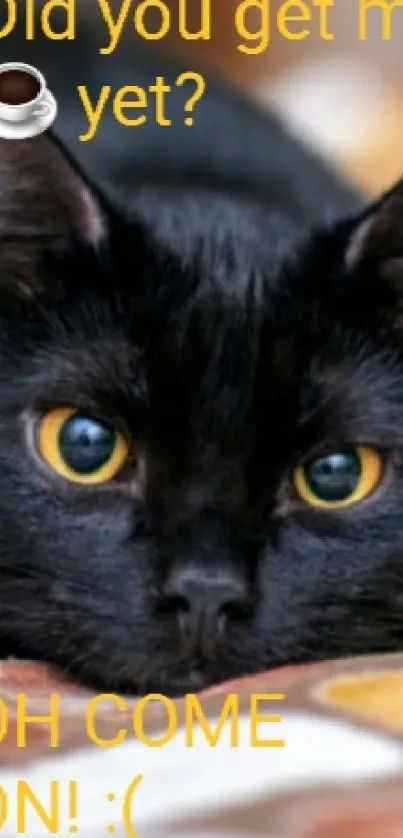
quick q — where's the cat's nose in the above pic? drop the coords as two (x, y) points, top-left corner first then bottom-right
(162, 565), (249, 660)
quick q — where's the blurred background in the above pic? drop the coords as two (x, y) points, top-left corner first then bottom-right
(155, 0), (403, 197)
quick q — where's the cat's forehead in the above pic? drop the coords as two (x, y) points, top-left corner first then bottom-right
(130, 189), (306, 292)
(22, 272), (400, 412)
(5, 190), (402, 449)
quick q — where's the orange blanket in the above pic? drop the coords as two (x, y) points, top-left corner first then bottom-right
(1, 655), (403, 837)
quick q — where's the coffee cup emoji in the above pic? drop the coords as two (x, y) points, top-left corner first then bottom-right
(0, 62), (53, 124)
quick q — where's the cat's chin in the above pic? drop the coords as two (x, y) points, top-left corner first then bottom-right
(65, 659), (220, 698)
(139, 666), (215, 698)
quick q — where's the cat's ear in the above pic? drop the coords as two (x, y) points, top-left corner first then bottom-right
(0, 132), (106, 300)
(345, 179), (403, 271)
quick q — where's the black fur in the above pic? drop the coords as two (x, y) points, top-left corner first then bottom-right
(1, 22), (402, 696)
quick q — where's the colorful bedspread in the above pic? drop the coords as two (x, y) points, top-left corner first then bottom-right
(1, 655), (403, 836)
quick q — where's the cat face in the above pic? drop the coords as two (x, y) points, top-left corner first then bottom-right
(1, 135), (403, 696)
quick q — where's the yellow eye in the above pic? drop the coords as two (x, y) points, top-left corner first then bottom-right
(293, 446), (383, 509)
(36, 407), (129, 485)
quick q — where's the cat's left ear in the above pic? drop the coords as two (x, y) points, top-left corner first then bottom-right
(0, 132), (105, 245)
(345, 178), (403, 271)
(0, 133), (106, 299)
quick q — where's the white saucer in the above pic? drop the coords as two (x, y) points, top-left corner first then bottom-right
(0, 90), (58, 140)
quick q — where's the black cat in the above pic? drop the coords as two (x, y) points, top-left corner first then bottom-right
(0, 120), (402, 696)
(1, 13), (402, 696)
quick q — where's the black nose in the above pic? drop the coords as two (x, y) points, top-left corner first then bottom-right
(162, 565), (249, 660)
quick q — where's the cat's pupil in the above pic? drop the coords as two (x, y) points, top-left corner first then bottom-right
(305, 451), (361, 502)
(58, 414), (115, 475)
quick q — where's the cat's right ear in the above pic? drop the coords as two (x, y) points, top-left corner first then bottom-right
(0, 132), (107, 300)
(345, 178), (403, 271)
